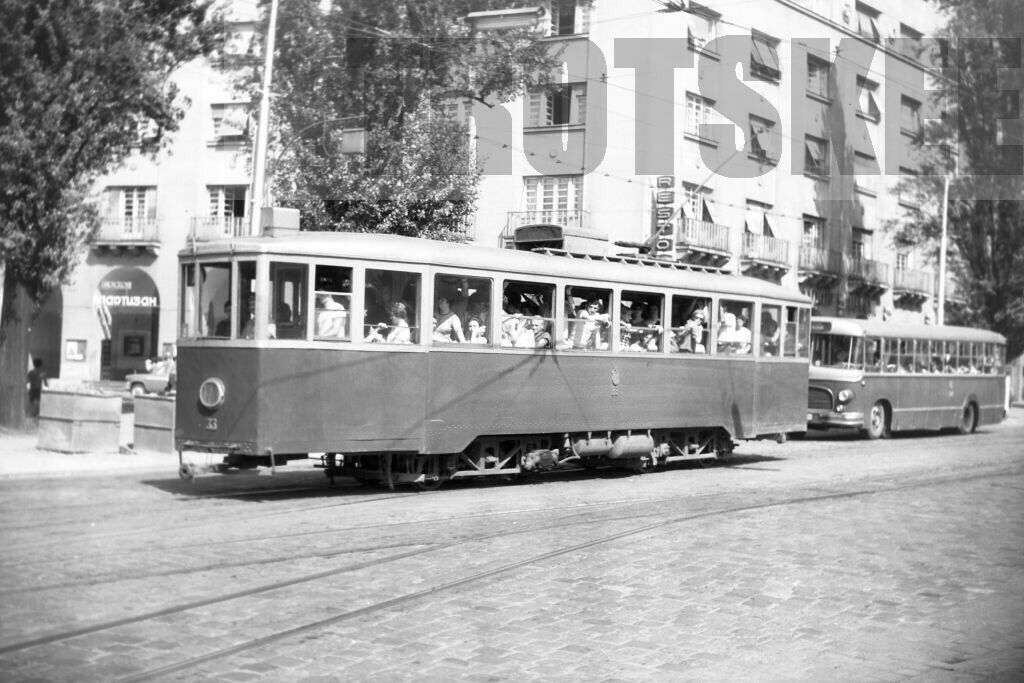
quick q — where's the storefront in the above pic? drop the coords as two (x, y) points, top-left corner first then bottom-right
(88, 267), (162, 381)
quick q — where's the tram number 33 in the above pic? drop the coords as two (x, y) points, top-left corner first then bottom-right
(203, 417), (218, 431)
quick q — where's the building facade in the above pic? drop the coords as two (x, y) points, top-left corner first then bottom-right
(34, 0), (960, 383)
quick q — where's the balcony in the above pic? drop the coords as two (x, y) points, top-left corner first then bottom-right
(847, 256), (890, 297)
(189, 217), (249, 242)
(673, 217), (731, 268)
(740, 233), (791, 279)
(937, 275), (968, 307)
(798, 247), (843, 287)
(892, 267), (932, 303)
(91, 219), (161, 255)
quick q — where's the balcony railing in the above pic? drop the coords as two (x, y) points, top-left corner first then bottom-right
(847, 256), (890, 285)
(190, 216), (248, 241)
(798, 246), (844, 274)
(94, 218), (159, 243)
(678, 217), (730, 253)
(741, 232), (790, 267)
(938, 275), (968, 304)
(893, 267), (932, 296)
(507, 209), (588, 231)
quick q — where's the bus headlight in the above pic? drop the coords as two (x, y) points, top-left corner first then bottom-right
(199, 377), (226, 410)
(837, 389), (855, 404)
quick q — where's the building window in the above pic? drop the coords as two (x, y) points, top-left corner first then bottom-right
(804, 135), (829, 177)
(211, 103), (251, 140)
(526, 83), (586, 127)
(744, 201), (775, 237)
(209, 186), (247, 221)
(898, 167), (920, 207)
(549, 0), (590, 36)
(853, 227), (873, 260)
(682, 183), (717, 223)
(525, 175), (583, 214)
(124, 187), (147, 225)
(857, 76), (881, 122)
(687, 4), (720, 53)
(900, 95), (922, 136)
(856, 1), (881, 43)
(750, 31), (781, 82)
(896, 252), (909, 271)
(684, 92), (716, 139)
(802, 216), (824, 250)
(807, 56), (830, 99)
(748, 115), (777, 162)
(855, 190), (877, 231)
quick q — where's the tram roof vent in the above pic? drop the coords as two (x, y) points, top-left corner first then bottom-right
(531, 248), (728, 274)
(260, 207), (301, 236)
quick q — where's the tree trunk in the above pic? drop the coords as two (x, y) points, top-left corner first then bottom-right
(0, 273), (33, 430)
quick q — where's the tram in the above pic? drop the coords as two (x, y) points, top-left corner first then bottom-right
(807, 317), (1007, 438)
(174, 230), (812, 487)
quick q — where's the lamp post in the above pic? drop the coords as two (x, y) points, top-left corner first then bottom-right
(937, 172), (950, 325)
(249, 0), (280, 235)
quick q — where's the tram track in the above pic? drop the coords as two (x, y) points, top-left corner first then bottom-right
(1, 464), (1017, 674)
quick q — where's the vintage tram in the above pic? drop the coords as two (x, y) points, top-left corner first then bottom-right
(174, 230), (812, 488)
(807, 317), (1008, 438)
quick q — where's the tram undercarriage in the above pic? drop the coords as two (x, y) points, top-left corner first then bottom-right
(317, 427), (736, 490)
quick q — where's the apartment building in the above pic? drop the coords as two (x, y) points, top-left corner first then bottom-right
(475, 0), (951, 326)
(32, 0), (955, 383)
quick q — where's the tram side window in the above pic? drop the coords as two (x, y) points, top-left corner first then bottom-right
(237, 262), (259, 338)
(785, 307), (811, 358)
(562, 285), (613, 351)
(620, 291), (665, 352)
(179, 264), (197, 338)
(717, 300), (752, 355)
(797, 308), (811, 358)
(270, 262), (307, 340)
(760, 305), (782, 356)
(432, 273), (491, 345)
(502, 280), (555, 349)
(314, 265), (351, 341)
(669, 295), (710, 354)
(364, 269), (420, 344)
(194, 262), (231, 337)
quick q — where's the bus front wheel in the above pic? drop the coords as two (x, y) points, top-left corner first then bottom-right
(864, 402), (889, 440)
(957, 403), (977, 435)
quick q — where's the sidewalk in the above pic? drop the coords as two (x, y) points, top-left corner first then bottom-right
(0, 427), (176, 479)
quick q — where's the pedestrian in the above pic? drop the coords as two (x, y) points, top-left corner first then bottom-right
(26, 357), (48, 422)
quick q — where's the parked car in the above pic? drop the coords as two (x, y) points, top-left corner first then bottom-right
(126, 360), (176, 396)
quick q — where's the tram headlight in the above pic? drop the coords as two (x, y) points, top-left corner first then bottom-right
(837, 389), (855, 404)
(198, 377), (226, 410)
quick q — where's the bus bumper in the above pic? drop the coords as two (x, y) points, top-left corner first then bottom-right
(807, 410), (865, 429)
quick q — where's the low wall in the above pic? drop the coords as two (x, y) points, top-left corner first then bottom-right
(133, 395), (175, 454)
(37, 390), (122, 453)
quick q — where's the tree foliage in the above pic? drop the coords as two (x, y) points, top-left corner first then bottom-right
(0, 0), (222, 426)
(894, 0), (1024, 359)
(260, 0), (563, 238)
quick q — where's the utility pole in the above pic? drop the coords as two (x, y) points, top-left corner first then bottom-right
(937, 172), (950, 325)
(249, 0), (280, 235)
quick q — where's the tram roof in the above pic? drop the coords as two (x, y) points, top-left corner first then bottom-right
(181, 231), (810, 304)
(812, 317), (1006, 344)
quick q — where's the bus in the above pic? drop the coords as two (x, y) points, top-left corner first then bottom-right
(807, 317), (1007, 439)
(174, 230), (813, 487)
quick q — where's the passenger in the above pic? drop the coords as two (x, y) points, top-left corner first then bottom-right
(467, 296), (489, 330)
(365, 302), (411, 344)
(433, 295), (466, 343)
(512, 316), (536, 348)
(572, 299), (610, 350)
(533, 316), (552, 349)
(316, 293), (348, 338)
(467, 316), (488, 344)
(500, 296), (523, 347)
(734, 315), (752, 354)
(673, 309), (706, 353)
(214, 300), (232, 336)
(760, 311), (780, 356)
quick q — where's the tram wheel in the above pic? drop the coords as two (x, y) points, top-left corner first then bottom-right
(864, 401), (889, 440)
(957, 403), (977, 435)
(413, 476), (445, 492)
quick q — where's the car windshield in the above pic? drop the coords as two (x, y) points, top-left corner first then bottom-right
(811, 334), (865, 369)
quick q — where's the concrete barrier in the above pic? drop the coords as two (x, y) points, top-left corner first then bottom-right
(37, 389), (122, 453)
(133, 395), (175, 454)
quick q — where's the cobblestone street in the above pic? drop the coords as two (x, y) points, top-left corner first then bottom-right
(0, 410), (1022, 681)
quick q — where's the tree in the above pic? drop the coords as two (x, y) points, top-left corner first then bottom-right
(0, 0), (223, 428)
(893, 0), (1024, 360)
(259, 0), (564, 237)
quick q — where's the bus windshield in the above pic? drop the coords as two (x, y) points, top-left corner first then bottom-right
(811, 334), (866, 369)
